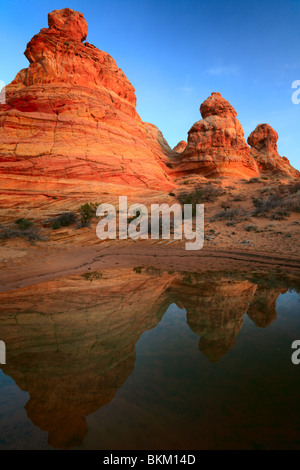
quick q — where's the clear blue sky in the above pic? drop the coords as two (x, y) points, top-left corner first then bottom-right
(0, 0), (299, 169)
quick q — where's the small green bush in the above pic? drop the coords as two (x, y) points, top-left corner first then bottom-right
(82, 271), (103, 281)
(51, 212), (77, 230)
(15, 218), (33, 230)
(79, 202), (99, 226)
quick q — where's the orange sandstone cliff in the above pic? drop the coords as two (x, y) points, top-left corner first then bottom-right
(248, 123), (300, 178)
(173, 92), (260, 179)
(0, 8), (174, 191)
(0, 8), (298, 214)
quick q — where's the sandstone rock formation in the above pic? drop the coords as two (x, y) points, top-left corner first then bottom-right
(173, 141), (187, 153)
(0, 8), (298, 208)
(0, 8), (174, 192)
(247, 124), (300, 178)
(175, 92), (260, 179)
(48, 8), (88, 41)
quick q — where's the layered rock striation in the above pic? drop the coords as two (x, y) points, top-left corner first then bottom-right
(175, 92), (260, 178)
(0, 8), (173, 190)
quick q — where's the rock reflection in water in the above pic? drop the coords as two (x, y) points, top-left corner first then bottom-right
(0, 267), (297, 448)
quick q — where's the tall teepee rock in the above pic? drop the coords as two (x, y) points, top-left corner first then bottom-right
(175, 92), (260, 179)
(0, 8), (173, 190)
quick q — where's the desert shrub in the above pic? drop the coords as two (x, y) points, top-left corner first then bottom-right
(284, 193), (300, 212)
(252, 193), (283, 217)
(15, 218), (33, 230)
(166, 162), (173, 168)
(0, 225), (42, 241)
(271, 209), (290, 220)
(51, 212), (77, 230)
(245, 224), (258, 232)
(52, 220), (61, 230)
(210, 208), (248, 223)
(178, 190), (202, 216)
(81, 271), (103, 281)
(182, 273), (194, 285)
(23, 227), (43, 241)
(0, 226), (20, 240)
(287, 181), (300, 194)
(252, 189), (300, 218)
(178, 184), (224, 215)
(79, 202), (99, 226)
(145, 266), (163, 276)
(200, 184), (224, 202)
(169, 192), (176, 197)
(178, 190), (202, 205)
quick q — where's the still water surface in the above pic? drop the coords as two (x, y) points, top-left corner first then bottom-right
(0, 268), (299, 449)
